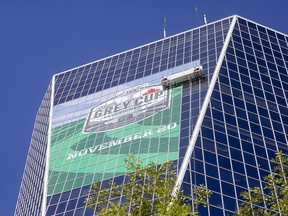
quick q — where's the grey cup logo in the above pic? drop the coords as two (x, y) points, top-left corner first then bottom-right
(83, 84), (170, 133)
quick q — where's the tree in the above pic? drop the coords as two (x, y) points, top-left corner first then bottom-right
(237, 151), (288, 215)
(85, 153), (211, 216)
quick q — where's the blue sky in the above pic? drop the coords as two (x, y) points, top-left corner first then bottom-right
(1, 1), (287, 215)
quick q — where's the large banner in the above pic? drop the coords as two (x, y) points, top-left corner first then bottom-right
(47, 62), (199, 196)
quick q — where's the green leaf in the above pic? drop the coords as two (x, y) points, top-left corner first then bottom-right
(85, 154), (211, 215)
(237, 151), (288, 215)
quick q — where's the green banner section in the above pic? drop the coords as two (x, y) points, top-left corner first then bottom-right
(48, 86), (182, 196)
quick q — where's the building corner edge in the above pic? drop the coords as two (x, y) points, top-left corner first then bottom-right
(172, 15), (238, 196)
(41, 75), (56, 216)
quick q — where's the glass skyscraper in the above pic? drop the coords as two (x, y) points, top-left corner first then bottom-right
(15, 15), (288, 215)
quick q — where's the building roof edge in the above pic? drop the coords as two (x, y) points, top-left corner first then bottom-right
(53, 15), (236, 77)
